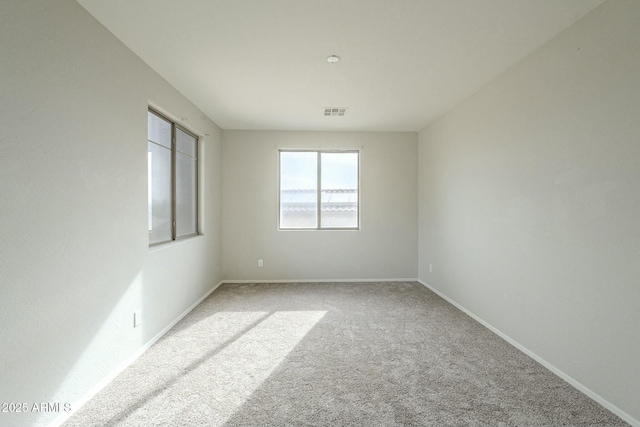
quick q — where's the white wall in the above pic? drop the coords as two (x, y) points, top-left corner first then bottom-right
(222, 130), (418, 281)
(3, 0), (636, 425)
(0, 1), (222, 426)
(418, 0), (640, 424)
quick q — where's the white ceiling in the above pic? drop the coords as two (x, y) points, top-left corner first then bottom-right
(76, 0), (605, 132)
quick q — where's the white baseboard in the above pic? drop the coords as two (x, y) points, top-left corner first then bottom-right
(221, 278), (419, 284)
(49, 281), (223, 427)
(50, 278), (637, 427)
(417, 279), (639, 427)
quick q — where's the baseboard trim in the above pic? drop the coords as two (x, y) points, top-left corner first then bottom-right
(51, 278), (637, 427)
(417, 279), (639, 427)
(49, 280), (224, 427)
(221, 278), (419, 284)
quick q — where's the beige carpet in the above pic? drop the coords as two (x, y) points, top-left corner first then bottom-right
(64, 281), (628, 426)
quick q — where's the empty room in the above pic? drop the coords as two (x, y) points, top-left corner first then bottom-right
(1, 0), (638, 426)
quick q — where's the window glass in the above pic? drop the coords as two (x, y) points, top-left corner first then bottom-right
(148, 109), (199, 245)
(279, 150), (358, 230)
(176, 127), (197, 157)
(320, 152), (359, 228)
(148, 110), (172, 149)
(280, 151), (318, 229)
(176, 150), (198, 237)
(148, 140), (172, 244)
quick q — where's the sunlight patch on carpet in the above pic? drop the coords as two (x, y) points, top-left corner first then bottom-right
(106, 310), (327, 426)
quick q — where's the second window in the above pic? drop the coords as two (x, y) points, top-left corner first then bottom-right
(148, 108), (199, 245)
(279, 150), (359, 230)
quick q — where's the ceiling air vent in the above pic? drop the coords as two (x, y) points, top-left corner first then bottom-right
(324, 107), (348, 117)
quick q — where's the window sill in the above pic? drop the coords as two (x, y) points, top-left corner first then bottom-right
(148, 233), (202, 252)
(277, 228), (360, 232)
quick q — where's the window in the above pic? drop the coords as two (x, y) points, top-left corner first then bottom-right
(279, 150), (359, 230)
(148, 108), (198, 245)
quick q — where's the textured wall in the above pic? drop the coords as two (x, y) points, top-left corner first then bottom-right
(0, 1), (222, 426)
(222, 130), (418, 281)
(418, 0), (640, 423)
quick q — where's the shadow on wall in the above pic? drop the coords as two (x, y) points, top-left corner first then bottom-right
(0, 251), (152, 427)
(41, 267), (150, 427)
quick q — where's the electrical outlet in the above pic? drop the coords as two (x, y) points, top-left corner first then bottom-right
(429, 264), (433, 273)
(258, 259), (263, 267)
(133, 311), (141, 328)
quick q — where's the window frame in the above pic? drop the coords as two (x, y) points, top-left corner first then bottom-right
(278, 149), (360, 231)
(148, 107), (199, 246)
